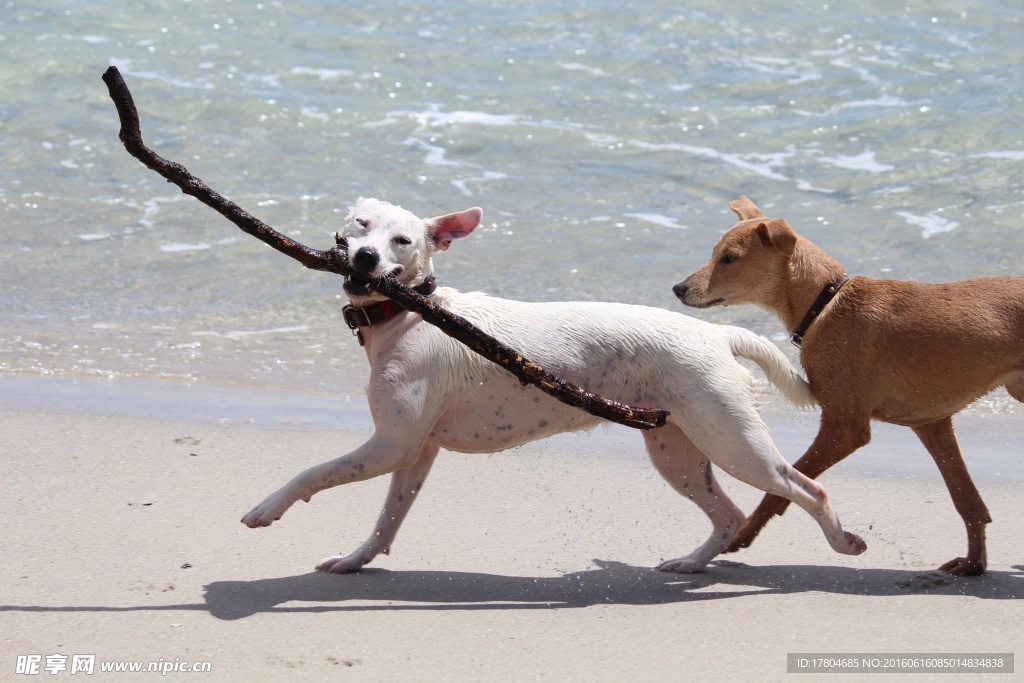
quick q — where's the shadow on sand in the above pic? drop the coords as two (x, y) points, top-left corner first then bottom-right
(3, 561), (1023, 620)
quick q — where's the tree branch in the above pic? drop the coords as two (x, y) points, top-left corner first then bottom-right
(101, 66), (668, 431)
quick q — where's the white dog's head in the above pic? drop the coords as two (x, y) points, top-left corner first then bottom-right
(339, 197), (482, 304)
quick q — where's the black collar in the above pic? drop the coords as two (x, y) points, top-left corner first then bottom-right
(791, 275), (848, 348)
(343, 276), (437, 345)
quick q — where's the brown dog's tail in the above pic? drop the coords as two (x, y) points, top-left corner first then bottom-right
(725, 327), (816, 409)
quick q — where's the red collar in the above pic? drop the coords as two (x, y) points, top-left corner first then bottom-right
(342, 276), (437, 345)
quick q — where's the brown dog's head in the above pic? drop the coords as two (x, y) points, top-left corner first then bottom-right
(672, 196), (798, 312)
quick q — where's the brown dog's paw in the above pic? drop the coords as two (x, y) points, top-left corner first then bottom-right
(722, 539), (749, 554)
(722, 527), (759, 553)
(938, 556), (987, 576)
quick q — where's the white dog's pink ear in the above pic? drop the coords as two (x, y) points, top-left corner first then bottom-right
(730, 196), (765, 221)
(427, 207), (483, 251)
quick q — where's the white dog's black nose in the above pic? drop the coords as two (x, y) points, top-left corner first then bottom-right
(352, 247), (380, 274)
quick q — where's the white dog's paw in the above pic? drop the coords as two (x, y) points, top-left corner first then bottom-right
(240, 492), (293, 528)
(657, 556), (708, 574)
(838, 530), (868, 556)
(316, 551), (375, 574)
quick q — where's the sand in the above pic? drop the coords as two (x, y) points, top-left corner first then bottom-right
(1, 376), (1022, 681)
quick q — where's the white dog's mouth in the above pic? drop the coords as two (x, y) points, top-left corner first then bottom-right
(343, 272), (373, 297)
(343, 268), (404, 298)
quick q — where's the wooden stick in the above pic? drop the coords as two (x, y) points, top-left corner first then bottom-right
(101, 66), (669, 430)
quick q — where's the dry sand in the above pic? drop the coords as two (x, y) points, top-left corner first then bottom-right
(1, 376), (1022, 681)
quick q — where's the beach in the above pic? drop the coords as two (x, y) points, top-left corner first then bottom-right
(2, 377), (1021, 681)
(2, 1), (1023, 679)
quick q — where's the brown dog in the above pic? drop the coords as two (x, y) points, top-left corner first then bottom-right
(673, 195), (1024, 575)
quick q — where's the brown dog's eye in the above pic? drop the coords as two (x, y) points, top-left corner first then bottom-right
(719, 253), (737, 265)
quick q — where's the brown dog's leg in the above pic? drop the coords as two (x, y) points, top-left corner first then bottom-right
(911, 417), (990, 576)
(724, 415), (871, 553)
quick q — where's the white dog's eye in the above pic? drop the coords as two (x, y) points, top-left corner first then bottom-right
(393, 235), (412, 246)
(355, 217), (369, 228)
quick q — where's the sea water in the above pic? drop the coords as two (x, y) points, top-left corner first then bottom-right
(1, 0), (1022, 415)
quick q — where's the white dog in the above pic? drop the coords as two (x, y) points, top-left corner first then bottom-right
(241, 198), (867, 573)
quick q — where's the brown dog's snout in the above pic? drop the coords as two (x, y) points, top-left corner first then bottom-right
(672, 281), (689, 301)
(352, 247), (380, 275)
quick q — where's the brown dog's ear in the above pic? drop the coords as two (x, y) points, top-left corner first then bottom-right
(755, 219), (797, 256)
(730, 196), (765, 221)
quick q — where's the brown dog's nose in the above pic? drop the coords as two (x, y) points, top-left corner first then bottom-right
(672, 281), (689, 301)
(352, 247), (380, 274)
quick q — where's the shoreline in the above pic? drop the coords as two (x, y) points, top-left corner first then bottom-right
(2, 372), (1020, 482)
(1, 374), (1022, 680)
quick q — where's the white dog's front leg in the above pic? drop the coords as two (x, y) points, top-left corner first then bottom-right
(240, 432), (424, 529)
(317, 442), (440, 573)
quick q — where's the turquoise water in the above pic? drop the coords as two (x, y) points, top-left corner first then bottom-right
(1, 0), (1022, 410)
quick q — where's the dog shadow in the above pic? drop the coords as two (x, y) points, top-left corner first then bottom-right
(3, 561), (1021, 621)
(202, 559), (1024, 620)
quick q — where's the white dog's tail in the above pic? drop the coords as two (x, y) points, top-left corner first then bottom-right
(725, 327), (816, 409)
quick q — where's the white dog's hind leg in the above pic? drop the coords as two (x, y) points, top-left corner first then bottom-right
(643, 425), (746, 573)
(241, 432), (426, 529)
(681, 403), (867, 558)
(773, 465), (868, 556)
(317, 443), (440, 573)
